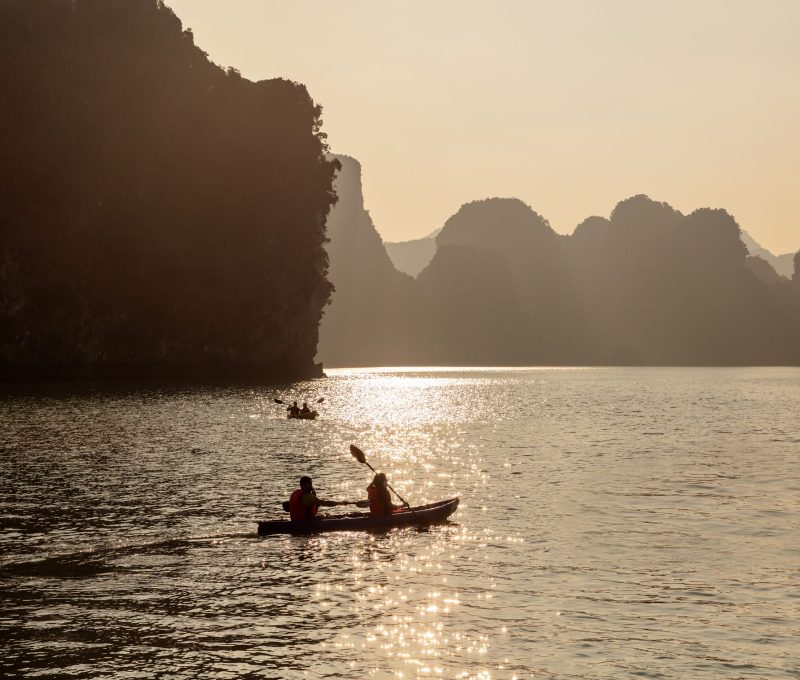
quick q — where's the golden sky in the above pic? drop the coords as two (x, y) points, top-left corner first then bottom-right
(168, 0), (800, 255)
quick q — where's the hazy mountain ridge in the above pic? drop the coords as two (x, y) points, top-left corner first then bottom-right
(0, 0), (338, 381)
(323, 161), (800, 366)
(386, 217), (797, 284)
(9, 0), (794, 380)
(384, 235), (438, 277)
(740, 231), (795, 278)
(416, 244), (527, 364)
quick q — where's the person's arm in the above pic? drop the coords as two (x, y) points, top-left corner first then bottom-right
(318, 499), (349, 507)
(303, 492), (349, 507)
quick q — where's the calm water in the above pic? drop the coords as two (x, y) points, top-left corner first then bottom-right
(1, 367), (799, 678)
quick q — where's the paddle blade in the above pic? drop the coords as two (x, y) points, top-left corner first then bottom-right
(274, 398), (285, 405)
(349, 444), (366, 464)
(316, 397), (325, 404)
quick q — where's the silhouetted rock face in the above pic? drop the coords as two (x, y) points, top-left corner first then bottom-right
(791, 252), (800, 301)
(384, 235), (437, 277)
(436, 198), (565, 301)
(741, 231), (795, 278)
(572, 215), (612, 242)
(417, 245), (526, 364)
(323, 179), (800, 366)
(746, 256), (782, 286)
(318, 156), (422, 366)
(324, 156), (397, 279)
(436, 198), (588, 361)
(438, 198), (558, 250)
(567, 198), (800, 364)
(0, 0), (337, 381)
(609, 194), (684, 234)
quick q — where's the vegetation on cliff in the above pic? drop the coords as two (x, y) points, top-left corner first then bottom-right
(0, 0), (338, 380)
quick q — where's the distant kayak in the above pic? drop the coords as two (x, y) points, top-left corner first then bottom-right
(287, 410), (318, 420)
(257, 497), (459, 535)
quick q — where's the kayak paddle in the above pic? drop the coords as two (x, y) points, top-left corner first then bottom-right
(349, 444), (417, 516)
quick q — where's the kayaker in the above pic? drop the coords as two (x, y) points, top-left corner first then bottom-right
(300, 402), (311, 414)
(366, 472), (402, 516)
(289, 476), (351, 521)
(287, 401), (300, 417)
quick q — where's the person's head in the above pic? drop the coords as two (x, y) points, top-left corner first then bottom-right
(303, 402), (308, 407)
(293, 401), (298, 406)
(299, 475), (313, 491)
(371, 472), (387, 488)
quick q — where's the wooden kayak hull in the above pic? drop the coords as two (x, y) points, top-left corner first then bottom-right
(257, 498), (459, 535)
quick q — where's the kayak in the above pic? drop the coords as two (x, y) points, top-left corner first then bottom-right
(287, 410), (318, 420)
(257, 497), (459, 535)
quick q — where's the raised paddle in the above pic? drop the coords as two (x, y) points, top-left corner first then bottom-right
(349, 444), (418, 517)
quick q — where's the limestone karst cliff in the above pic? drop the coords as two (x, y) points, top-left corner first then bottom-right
(318, 156), (422, 366)
(0, 0), (338, 381)
(322, 162), (800, 366)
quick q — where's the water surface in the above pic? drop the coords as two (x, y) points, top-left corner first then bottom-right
(2, 367), (799, 678)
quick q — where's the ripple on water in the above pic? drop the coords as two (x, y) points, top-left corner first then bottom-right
(1, 367), (799, 678)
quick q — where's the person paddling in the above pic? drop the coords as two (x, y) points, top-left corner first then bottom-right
(288, 476), (351, 521)
(366, 472), (404, 516)
(300, 402), (311, 414)
(287, 401), (300, 417)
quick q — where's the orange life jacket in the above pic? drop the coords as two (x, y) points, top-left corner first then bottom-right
(289, 488), (318, 521)
(367, 485), (391, 516)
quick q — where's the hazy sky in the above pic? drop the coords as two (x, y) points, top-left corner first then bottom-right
(168, 0), (799, 254)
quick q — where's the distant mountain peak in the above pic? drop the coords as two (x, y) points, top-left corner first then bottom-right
(609, 194), (684, 229)
(437, 197), (556, 251)
(740, 230), (795, 279)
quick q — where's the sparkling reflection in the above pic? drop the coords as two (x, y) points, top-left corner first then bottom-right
(1, 368), (799, 677)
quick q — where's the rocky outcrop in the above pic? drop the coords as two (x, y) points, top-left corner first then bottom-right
(323, 176), (800, 366)
(318, 156), (424, 366)
(384, 232), (438, 277)
(740, 231), (795, 279)
(0, 0), (337, 382)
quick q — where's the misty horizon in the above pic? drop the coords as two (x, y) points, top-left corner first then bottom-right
(318, 153), (800, 368)
(168, 0), (800, 255)
(379, 193), (798, 259)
